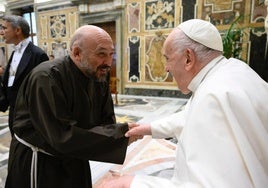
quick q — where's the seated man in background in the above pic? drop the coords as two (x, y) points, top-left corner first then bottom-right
(99, 19), (268, 188)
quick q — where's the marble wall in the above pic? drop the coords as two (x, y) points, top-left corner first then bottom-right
(1, 0), (267, 97)
(124, 0), (179, 91)
(124, 0), (267, 94)
(37, 7), (78, 58)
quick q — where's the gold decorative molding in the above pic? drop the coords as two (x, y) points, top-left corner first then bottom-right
(125, 0), (181, 89)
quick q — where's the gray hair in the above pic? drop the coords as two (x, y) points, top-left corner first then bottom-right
(171, 28), (222, 63)
(3, 15), (30, 38)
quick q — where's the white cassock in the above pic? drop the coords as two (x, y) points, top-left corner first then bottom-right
(131, 55), (268, 188)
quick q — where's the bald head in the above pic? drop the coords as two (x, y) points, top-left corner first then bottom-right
(69, 25), (115, 81)
(70, 25), (113, 51)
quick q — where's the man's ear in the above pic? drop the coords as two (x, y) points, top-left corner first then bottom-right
(72, 46), (82, 61)
(184, 48), (195, 71)
(15, 27), (21, 35)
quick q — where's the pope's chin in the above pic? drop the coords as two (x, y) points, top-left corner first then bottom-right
(182, 90), (191, 95)
(177, 86), (191, 95)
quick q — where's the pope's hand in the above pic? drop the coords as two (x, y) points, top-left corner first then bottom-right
(126, 123), (152, 137)
(127, 123), (143, 145)
(96, 172), (134, 188)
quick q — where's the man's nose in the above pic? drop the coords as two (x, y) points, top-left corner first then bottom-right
(105, 55), (113, 66)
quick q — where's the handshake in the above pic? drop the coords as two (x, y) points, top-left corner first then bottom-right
(126, 122), (152, 145)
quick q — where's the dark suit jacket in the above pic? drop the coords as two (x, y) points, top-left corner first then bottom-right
(0, 42), (49, 135)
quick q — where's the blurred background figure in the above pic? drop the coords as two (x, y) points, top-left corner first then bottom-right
(0, 15), (49, 136)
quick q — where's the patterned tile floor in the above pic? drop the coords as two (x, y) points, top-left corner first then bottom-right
(0, 95), (188, 187)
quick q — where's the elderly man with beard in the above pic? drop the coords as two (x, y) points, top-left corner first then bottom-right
(5, 25), (133, 188)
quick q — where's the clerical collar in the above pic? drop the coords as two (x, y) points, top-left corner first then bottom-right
(188, 55), (225, 93)
(13, 38), (30, 53)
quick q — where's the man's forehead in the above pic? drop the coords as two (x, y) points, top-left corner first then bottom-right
(1, 21), (7, 26)
(2, 21), (12, 27)
(163, 42), (171, 54)
(95, 44), (115, 52)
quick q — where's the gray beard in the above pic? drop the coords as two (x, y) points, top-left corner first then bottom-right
(80, 60), (107, 82)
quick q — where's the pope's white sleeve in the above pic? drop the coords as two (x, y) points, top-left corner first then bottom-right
(150, 110), (185, 139)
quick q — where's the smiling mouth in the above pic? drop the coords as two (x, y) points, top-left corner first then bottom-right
(98, 66), (111, 72)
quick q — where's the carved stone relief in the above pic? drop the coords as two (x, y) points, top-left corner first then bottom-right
(128, 36), (140, 82)
(145, 32), (169, 82)
(125, 0), (180, 88)
(145, 0), (175, 30)
(37, 7), (78, 57)
(128, 2), (140, 33)
(201, 0), (245, 25)
(49, 15), (66, 38)
(125, 0), (266, 90)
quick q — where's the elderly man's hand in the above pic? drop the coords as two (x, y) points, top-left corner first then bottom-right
(96, 172), (134, 188)
(127, 122), (143, 145)
(126, 123), (152, 137)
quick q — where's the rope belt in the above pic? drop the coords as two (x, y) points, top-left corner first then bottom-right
(14, 134), (53, 188)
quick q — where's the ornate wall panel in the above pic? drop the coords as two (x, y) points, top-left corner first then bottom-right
(200, 0), (245, 25)
(196, 0), (266, 64)
(249, 0), (267, 81)
(37, 7), (78, 58)
(145, 32), (171, 82)
(128, 2), (141, 32)
(197, 0), (249, 61)
(128, 36), (141, 82)
(3, 0), (266, 97)
(125, 0), (267, 94)
(125, 0), (181, 90)
(144, 0), (175, 30)
(181, 0), (196, 21)
(197, 0), (267, 81)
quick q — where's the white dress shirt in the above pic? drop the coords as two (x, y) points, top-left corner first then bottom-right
(8, 38), (30, 86)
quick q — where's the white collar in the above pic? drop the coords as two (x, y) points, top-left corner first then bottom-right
(188, 55), (224, 93)
(13, 38), (30, 53)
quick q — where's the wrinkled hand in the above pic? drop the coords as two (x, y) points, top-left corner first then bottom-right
(96, 171), (134, 188)
(128, 135), (143, 145)
(127, 122), (143, 145)
(126, 123), (152, 137)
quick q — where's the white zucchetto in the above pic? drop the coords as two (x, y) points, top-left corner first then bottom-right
(178, 19), (223, 52)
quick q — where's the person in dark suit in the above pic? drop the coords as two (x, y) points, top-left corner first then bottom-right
(0, 15), (49, 136)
